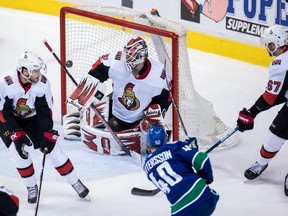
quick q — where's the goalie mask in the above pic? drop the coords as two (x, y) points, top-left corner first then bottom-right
(17, 51), (47, 82)
(260, 25), (288, 56)
(147, 125), (167, 148)
(124, 37), (148, 73)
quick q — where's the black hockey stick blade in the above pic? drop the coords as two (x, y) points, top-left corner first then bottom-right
(131, 187), (160, 196)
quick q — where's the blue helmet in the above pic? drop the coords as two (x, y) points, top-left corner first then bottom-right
(147, 125), (167, 147)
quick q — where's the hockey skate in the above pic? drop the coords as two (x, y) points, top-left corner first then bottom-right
(284, 174), (288, 196)
(72, 180), (89, 199)
(244, 162), (268, 180)
(27, 184), (38, 204)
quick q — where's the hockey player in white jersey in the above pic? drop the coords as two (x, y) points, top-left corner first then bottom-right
(236, 25), (288, 194)
(0, 51), (89, 204)
(65, 37), (171, 155)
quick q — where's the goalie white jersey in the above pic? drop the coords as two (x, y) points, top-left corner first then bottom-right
(64, 40), (171, 154)
(93, 51), (169, 123)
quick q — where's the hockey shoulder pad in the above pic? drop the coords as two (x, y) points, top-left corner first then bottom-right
(67, 75), (106, 110)
(140, 104), (165, 135)
(81, 124), (145, 155)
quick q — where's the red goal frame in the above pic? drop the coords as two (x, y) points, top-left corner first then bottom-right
(59, 6), (181, 140)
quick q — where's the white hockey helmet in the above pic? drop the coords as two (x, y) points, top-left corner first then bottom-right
(124, 37), (148, 72)
(260, 25), (288, 55)
(17, 51), (47, 79)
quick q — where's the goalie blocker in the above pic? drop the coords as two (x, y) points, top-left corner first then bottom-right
(63, 75), (166, 155)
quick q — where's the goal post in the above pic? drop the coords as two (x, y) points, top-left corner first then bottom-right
(59, 5), (239, 150)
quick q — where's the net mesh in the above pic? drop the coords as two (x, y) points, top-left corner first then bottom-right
(60, 6), (239, 151)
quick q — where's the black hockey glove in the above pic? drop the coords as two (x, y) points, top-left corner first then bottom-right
(40, 130), (59, 154)
(237, 108), (255, 132)
(10, 130), (33, 159)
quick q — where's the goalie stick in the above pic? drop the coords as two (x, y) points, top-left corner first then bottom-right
(42, 40), (142, 163)
(147, 10), (189, 138)
(131, 127), (238, 196)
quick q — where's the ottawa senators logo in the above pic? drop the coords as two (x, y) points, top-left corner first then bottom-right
(118, 83), (140, 110)
(15, 98), (35, 117)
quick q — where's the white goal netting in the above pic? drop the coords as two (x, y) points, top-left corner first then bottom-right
(60, 5), (239, 151)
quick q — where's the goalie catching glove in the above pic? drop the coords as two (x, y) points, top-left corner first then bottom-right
(67, 74), (106, 110)
(40, 130), (59, 153)
(10, 130), (33, 159)
(140, 104), (165, 135)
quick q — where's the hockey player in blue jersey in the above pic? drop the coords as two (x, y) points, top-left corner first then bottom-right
(143, 125), (219, 216)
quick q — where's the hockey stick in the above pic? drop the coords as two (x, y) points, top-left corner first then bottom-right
(131, 127), (238, 196)
(35, 148), (48, 216)
(42, 40), (142, 163)
(42, 39), (78, 86)
(205, 127), (238, 154)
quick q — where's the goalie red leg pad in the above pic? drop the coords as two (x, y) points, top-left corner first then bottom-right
(63, 112), (81, 140)
(85, 101), (108, 127)
(82, 128), (98, 152)
(81, 124), (143, 155)
(100, 137), (111, 154)
(117, 129), (142, 154)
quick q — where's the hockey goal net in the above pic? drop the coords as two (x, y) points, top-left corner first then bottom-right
(59, 6), (239, 151)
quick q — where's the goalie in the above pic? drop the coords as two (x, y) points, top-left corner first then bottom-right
(64, 37), (171, 155)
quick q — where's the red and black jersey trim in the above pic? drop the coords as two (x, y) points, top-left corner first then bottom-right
(55, 159), (74, 176)
(260, 145), (278, 159)
(17, 163), (35, 178)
